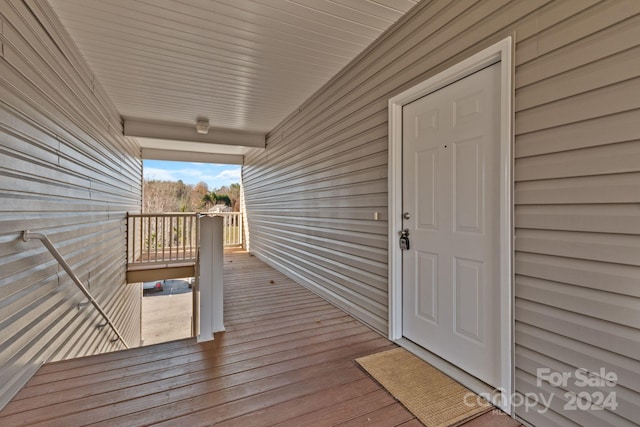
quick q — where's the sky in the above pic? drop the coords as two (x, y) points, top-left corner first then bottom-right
(143, 160), (241, 189)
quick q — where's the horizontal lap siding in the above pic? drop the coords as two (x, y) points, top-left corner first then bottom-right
(0, 0), (141, 410)
(243, 0), (640, 425)
(513, 1), (640, 426)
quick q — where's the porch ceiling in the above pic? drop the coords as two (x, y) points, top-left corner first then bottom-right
(47, 0), (418, 156)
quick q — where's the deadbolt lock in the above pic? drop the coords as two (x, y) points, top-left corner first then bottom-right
(399, 228), (410, 251)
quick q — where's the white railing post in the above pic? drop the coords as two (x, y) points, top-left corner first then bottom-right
(197, 215), (224, 342)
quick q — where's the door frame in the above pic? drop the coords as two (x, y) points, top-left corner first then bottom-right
(387, 36), (514, 412)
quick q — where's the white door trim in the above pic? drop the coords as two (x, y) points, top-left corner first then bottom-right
(388, 36), (514, 413)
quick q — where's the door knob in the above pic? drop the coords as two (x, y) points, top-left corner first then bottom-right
(403, 212), (411, 220)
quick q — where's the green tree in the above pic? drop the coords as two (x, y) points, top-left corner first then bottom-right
(201, 191), (217, 210)
(216, 194), (231, 206)
(142, 179), (241, 213)
(213, 183), (241, 211)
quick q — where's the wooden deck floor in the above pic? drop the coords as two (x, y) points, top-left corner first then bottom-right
(0, 250), (520, 427)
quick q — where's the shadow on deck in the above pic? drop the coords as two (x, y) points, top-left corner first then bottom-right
(0, 250), (520, 426)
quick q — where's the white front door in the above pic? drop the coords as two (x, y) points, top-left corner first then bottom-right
(401, 62), (502, 387)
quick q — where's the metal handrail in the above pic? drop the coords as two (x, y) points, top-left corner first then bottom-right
(22, 230), (129, 349)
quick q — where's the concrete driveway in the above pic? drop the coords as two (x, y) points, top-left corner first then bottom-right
(141, 278), (193, 346)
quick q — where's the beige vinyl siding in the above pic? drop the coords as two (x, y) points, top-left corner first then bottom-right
(0, 0), (141, 409)
(243, 0), (640, 425)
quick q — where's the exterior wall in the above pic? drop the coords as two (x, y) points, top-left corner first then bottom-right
(243, 0), (640, 425)
(0, 0), (141, 409)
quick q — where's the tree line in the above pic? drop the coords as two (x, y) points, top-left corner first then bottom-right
(143, 180), (241, 213)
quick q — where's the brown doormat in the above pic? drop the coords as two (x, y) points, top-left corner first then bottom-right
(356, 348), (492, 427)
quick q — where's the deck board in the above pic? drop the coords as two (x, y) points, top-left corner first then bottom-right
(0, 250), (520, 426)
(0, 250), (412, 426)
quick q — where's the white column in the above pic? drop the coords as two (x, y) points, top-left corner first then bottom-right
(197, 216), (224, 342)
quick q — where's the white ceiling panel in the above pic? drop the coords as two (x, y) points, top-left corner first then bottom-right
(48, 0), (418, 138)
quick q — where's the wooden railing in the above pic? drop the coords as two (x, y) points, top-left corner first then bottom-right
(214, 212), (244, 247)
(128, 213), (199, 266)
(127, 212), (243, 272)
